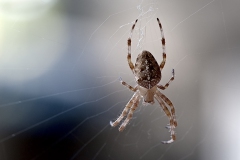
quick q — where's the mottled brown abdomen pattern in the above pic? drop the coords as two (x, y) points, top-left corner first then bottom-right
(134, 50), (161, 89)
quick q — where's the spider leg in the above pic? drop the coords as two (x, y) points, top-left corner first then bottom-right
(157, 18), (166, 71)
(156, 90), (177, 127)
(155, 91), (176, 144)
(119, 77), (137, 92)
(157, 69), (175, 90)
(127, 19), (138, 73)
(110, 93), (138, 127)
(119, 95), (140, 131)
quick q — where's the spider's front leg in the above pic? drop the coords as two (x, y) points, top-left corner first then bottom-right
(157, 18), (166, 71)
(127, 19), (138, 73)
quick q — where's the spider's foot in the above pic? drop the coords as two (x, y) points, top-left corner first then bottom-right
(110, 121), (114, 126)
(172, 69), (175, 76)
(110, 121), (117, 127)
(161, 139), (174, 144)
(162, 135), (175, 144)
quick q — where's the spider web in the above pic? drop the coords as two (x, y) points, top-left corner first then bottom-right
(0, 0), (240, 160)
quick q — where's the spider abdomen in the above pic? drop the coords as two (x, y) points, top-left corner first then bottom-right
(134, 50), (161, 89)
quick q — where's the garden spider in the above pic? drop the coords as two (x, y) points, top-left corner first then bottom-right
(110, 18), (177, 144)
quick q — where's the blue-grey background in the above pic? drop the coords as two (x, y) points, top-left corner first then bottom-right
(0, 0), (240, 160)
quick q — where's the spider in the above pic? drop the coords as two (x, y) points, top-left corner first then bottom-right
(110, 18), (177, 144)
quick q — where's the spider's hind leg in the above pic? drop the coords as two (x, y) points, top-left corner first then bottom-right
(119, 95), (140, 131)
(110, 93), (138, 128)
(157, 90), (177, 127)
(155, 90), (176, 144)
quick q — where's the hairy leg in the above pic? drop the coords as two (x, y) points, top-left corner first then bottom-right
(155, 92), (176, 144)
(119, 95), (140, 131)
(157, 18), (166, 71)
(110, 93), (138, 127)
(127, 19), (138, 73)
(157, 69), (175, 90)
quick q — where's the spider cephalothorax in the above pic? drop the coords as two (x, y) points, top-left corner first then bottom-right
(110, 18), (177, 144)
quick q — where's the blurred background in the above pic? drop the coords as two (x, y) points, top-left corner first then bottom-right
(0, 0), (240, 159)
